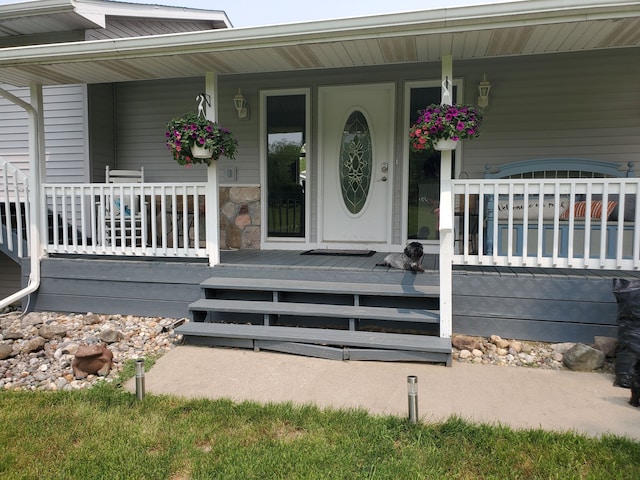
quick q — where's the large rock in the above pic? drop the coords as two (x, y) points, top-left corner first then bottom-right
(21, 336), (46, 354)
(20, 312), (43, 328)
(0, 344), (14, 360)
(39, 325), (68, 339)
(72, 344), (113, 379)
(563, 343), (605, 371)
(99, 329), (124, 344)
(452, 335), (482, 351)
(593, 336), (618, 358)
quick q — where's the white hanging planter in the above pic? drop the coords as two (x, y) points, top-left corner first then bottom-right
(191, 144), (214, 159)
(434, 138), (459, 151)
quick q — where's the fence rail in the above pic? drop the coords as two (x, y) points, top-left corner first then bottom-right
(43, 182), (208, 258)
(452, 178), (640, 270)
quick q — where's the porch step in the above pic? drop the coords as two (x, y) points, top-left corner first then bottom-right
(175, 322), (451, 364)
(199, 277), (440, 297)
(189, 298), (440, 324)
(182, 269), (447, 364)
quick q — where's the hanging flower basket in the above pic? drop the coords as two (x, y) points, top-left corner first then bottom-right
(165, 112), (238, 166)
(409, 103), (482, 153)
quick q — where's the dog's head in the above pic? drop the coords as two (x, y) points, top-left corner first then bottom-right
(404, 241), (424, 261)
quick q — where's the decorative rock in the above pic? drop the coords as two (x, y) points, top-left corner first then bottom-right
(593, 336), (618, 358)
(458, 349), (472, 359)
(452, 335), (482, 351)
(22, 336), (46, 354)
(490, 335), (510, 349)
(39, 325), (68, 339)
(563, 343), (606, 371)
(509, 341), (523, 353)
(2, 331), (24, 340)
(99, 329), (124, 344)
(552, 342), (576, 354)
(83, 314), (103, 326)
(472, 349), (483, 357)
(0, 344), (13, 360)
(72, 344), (114, 379)
(20, 312), (43, 328)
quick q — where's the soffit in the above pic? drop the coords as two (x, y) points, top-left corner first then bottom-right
(0, 2), (639, 86)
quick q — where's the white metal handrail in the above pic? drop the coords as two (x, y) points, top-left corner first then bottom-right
(43, 182), (208, 258)
(0, 157), (30, 259)
(452, 178), (640, 270)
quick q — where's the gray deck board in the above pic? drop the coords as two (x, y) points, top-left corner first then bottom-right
(189, 299), (440, 324)
(200, 277), (439, 297)
(176, 322), (451, 353)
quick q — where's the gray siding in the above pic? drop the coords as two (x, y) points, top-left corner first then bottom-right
(0, 253), (20, 302)
(458, 49), (640, 177)
(88, 84), (115, 182)
(114, 77), (207, 182)
(0, 84), (88, 182)
(453, 271), (619, 343)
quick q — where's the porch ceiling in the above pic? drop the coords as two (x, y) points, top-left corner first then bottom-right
(0, 0), (639, 86)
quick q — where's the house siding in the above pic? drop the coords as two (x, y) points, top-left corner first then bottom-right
(0, 84), (88, 182)
(0, 253), (21, 303)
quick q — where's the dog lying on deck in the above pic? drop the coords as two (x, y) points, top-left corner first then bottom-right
(376, 241), (424, 273)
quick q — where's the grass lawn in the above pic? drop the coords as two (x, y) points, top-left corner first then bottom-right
(1, 377), (639, 479)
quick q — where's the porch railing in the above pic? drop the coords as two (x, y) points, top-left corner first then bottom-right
(452, 178), (640, 270)
(43, 182), (208, 258)
(0, 157), (30, 260)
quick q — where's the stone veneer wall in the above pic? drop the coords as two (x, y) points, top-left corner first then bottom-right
(219, 186), (261, 250)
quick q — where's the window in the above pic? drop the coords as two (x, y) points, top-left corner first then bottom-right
(265, 94), (307, 237)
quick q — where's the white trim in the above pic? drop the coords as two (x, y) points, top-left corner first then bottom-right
(259, 87), (311, 247)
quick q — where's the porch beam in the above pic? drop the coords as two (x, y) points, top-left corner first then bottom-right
(439, 54), (453, 339)
(205, 71), (220, 266)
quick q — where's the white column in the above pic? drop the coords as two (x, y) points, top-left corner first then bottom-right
(439, 55), (453, 338)
(205, 72), (220, 266)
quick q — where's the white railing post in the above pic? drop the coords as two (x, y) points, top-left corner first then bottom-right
(438, 55), (453, 339)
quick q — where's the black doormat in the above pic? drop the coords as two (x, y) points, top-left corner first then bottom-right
(301, 249), (376, 257)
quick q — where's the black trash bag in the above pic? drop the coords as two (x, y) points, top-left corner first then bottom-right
(613, 278), (640, 387)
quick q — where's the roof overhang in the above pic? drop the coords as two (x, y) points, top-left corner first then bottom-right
(0, 0), (639, 87)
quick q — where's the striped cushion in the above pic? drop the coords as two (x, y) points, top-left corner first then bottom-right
(560, 200), (618, 220)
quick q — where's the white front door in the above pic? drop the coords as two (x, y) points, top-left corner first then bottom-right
(319, 83), (394, 247)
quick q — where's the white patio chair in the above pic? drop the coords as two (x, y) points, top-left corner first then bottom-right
(102, 166), (146, 246)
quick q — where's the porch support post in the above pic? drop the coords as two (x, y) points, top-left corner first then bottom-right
(205, 71), (220, 266)
(439, 55), (453, 338)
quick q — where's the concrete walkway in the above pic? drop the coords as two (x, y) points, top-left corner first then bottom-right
(124, 345), (640, 441)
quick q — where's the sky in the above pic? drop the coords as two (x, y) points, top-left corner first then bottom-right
(0, 0), (516, 27)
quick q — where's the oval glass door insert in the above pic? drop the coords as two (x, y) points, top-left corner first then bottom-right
(339, 110), (372, 214)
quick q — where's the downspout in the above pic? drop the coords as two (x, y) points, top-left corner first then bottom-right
(0, 83), (44, 310)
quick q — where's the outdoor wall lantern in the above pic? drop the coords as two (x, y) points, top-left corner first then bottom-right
(234, 88), (248, 119)
(477, 74), (491, 108)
